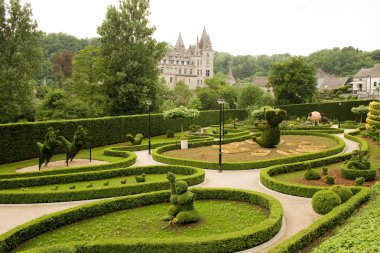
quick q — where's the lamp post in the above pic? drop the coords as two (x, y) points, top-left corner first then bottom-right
(233, 102), (237, 129)
(217, 98), (225, 173)
(147, 99), (152, 155)
(338, 102), (342, 128)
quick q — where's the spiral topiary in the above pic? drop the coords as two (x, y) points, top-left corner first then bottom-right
(253, 108), (287, 148)
(329, 185), (353, 203)
(366, 101), (380, 130)
(312, 190), (341, 215)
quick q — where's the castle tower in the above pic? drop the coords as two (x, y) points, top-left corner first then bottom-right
(175, 33), (186, 54)
(227, 66), (236, 85)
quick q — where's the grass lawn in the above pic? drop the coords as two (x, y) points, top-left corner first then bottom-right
(15, 200), (269, 251)
(0, 173), (187, 193)
(305, 184), (380, 253)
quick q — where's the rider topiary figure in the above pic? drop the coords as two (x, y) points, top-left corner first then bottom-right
(253, 108), (287, 148)
(37, 127), (62, 169)
(163, 172), (200, 224)
(59, 126), (89, 163)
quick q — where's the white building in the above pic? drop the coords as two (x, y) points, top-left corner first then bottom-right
(159, 27), (214, 89)
(353, 64), (380, 99)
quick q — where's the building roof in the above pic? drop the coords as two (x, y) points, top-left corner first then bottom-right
(317, 77), (349, 91)
(251, 77), (269, 88)
(174, 33), (186, 54)
(354, 68), (372, 78)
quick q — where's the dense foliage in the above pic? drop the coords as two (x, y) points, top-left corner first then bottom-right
(312, 190), (341, 215)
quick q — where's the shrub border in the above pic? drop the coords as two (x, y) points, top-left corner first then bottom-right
(340, 166), (377, 181)
(153, 132), (345, 170)
(0, 165), (205, 204)
(0, 188), (282, 253)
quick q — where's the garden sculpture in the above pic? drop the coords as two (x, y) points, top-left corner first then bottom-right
(253, 109), (287, 148)
(59, 125), (89, 163)
(37, 127), (62, 170)
(126, 133), (144, 145)
(163, 172), (200, 224)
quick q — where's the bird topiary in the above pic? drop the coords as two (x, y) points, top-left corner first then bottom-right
(253, 108), (287, 148)
(304, 169), (321, 180)
(312, 190), (341, 215)
(162, 172), (200, 224)
(126, 133), (144, 145)
(60, 126), (89, 163)
(135, 173), (146, 183)
(329, 185), (353, 203)
(37, 127), (62, 170)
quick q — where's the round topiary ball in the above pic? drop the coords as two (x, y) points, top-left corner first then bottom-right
(355, 177), (365, 186)
(329, 185), (353, 203)
(312, 190), (341, 215)
(304, 169), (321, 180)
(325, 175), (335, 185)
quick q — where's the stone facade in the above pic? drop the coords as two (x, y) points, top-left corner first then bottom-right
(159, 27), (213, 89)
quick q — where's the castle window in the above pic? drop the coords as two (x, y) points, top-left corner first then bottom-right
(197, 70), (200, 76)
(206, 70), (210, 77)
(206, 53), (209, 57)
(179, 68), (182, 74)
(181, 61), (184, 65)
(184, 68), (187, 74)
(189, 79), (190, 84)
(170, 77), (173, 83)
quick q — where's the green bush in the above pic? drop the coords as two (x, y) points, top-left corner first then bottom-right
(254, 109), (287, 148)
(325, 175), (335, 185)
(0, 110), (248, 164)
(347, 160), (371, 170)
(312, 190), (341, 214)
(340, 167), (377, 181)
(0, 188), (283, 253)
(329, 185), (353, 203)
(126, 134), (143, 145)
(304, 169), (321, 180)
(189, 124), (201, 133)
(135, 173), (146, 183)
(322, 166), (329, 175)
(166, 130), (174, 138)
(355, 177), (365, 186)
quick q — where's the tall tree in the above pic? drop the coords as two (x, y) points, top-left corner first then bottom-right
(97, 0), (166, 115)
(269, 56), (317, 105)
(173, 80), (192, 106)
(0, 0), (43, 123)
(51, 49), (74, 81)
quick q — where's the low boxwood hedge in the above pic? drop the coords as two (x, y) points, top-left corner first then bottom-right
(0, 188), (283, 253)
(269, 187), (371, 253)
(340, 166), (377, 181)
(153, 132), (344, 170)
(0, 165), (205, 203)
(0, 151), (137, 181)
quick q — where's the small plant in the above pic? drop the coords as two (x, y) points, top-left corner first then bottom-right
(103, 181), (109, 186)
(189, 124), (201, 133)
(329, 185), (353, 203)
(69, 185), (76, 190)
(325, 175), (335, 185)
(322, 166), (329, 176)
(304, 169), (321, 180)
(126, 133), (144, 145)
(135, 173), (146, 183)
(166, 130), (174, 138)
(120, 179), (127, 184)
(86, 183), (93, 188)
(312, 190), (341, 215)
(51, 185), (58, 191)
(355, 177), (365, 186)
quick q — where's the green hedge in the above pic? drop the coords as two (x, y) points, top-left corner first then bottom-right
(0, 188), (282, 253)
(153, 132), (345, 170)
(278, 100), (373, 121)
(340, 167), (377, 181)
(269, 187), (371, 253)
(260, 133), (367, 197)
(0, 110), (248, 164)
(0, 165), (205, 203)
(0, 151), (137, 181)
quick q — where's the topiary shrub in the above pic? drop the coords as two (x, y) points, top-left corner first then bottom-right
(312, 190), (341, 215)
(329, 185), (353, 203)
(126, 133), (144, 145)
(189, 124), (201, 133)
(166, 130), (174, 138)
(304, 169), (321, 180)
(135, 173), (146, 183)
(355, 177), (365, 186)
(325, 175), (335, 185)
(322, 166), (329, 176)
(60, 126), (90, 163)
(37, 127), (62, 169)
(253, 108), (287, 148)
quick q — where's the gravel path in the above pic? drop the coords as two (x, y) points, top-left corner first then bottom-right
(0, 132), (359, 252)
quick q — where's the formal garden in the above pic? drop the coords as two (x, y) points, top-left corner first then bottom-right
(0, 100), (378, 252)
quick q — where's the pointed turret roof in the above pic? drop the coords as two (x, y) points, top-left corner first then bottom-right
(227, 67), (236, 85)
(175, 32), (186, 53)
(198, 26), (213, 51)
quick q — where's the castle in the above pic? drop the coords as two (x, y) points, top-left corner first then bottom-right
(159, 27), (214, 89)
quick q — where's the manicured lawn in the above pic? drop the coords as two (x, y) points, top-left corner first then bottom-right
(163, 135), (337, 162)
(15, 200), (269, 251)
(309, 184), (380, 253)
(0, 173), (186, 193)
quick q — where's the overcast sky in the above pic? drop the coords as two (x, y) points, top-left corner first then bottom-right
(20, 0), (380, 56)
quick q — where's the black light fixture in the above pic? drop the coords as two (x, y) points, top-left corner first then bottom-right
(338, 102), (342, 128)
(147, 99), (152, 155)
(233, 102), (237, 129)
(217, 98), (225, 173)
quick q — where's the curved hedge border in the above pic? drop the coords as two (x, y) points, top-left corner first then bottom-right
(340, 167), (377, 181)
(0, 188), (283, 253)
(0, 151), (137, 181)
(153, 132), (344, 170)
(260, 133), (367, 198)
(269, 187), (371, 253)
(0, 165), (205, 203)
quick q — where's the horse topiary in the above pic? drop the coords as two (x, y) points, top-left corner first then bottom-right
(163, 172), (200, 224)
(37, 127), (62, 170)
(253, 108), (287, 148)
(59, 126), (89, 163)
